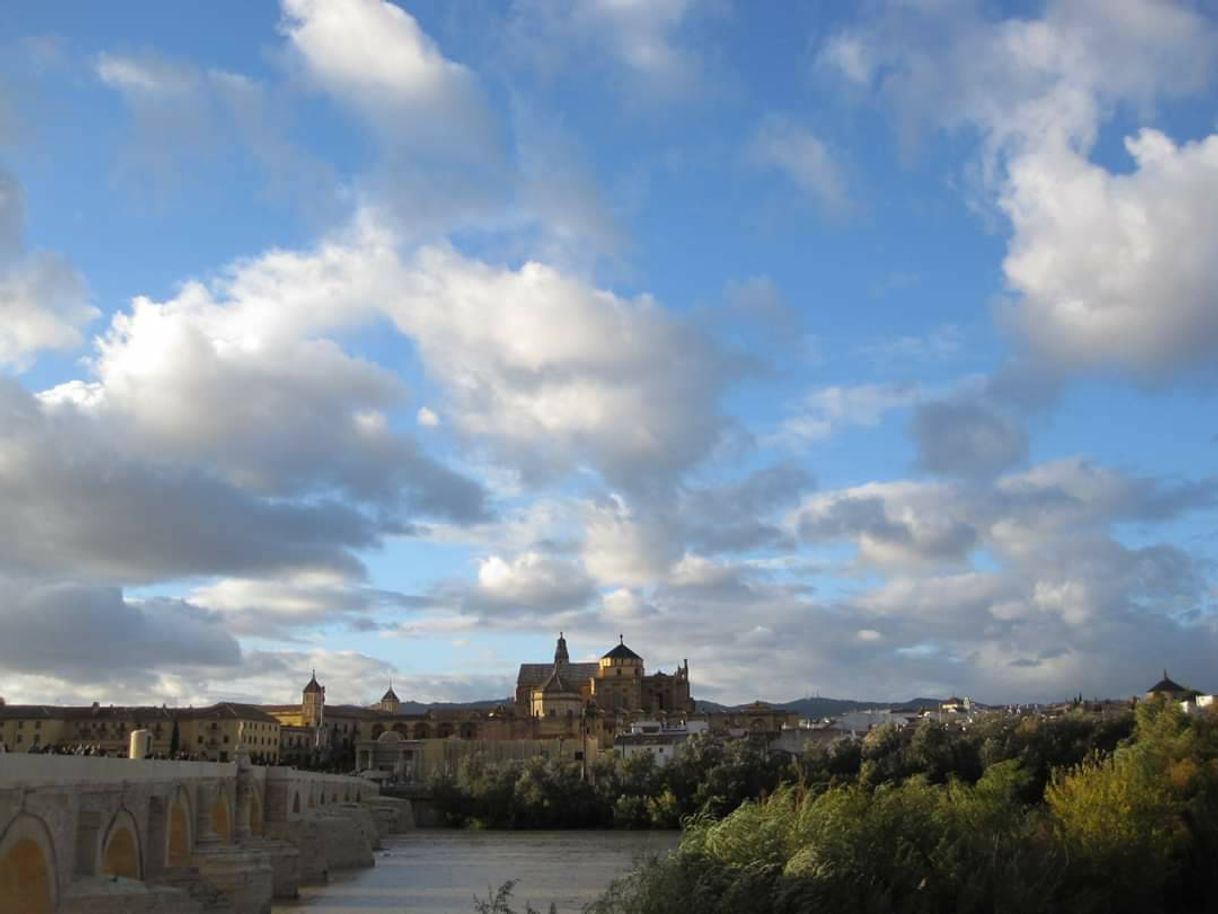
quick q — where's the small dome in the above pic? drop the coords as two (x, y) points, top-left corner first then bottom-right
(381, 685), (400, 702)
(376, 730), (404, 743)
(303, 671), (323, 694)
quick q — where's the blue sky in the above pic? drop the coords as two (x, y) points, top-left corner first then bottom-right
(1, 0), (1216, 708)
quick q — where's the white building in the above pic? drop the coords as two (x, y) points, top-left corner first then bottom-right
(615, 719), (707, 767)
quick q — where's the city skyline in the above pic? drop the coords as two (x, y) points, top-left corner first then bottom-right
(1, 0), (1217, 709)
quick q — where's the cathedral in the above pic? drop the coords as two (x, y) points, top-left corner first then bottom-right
(260, 633), (694, 768)
(515, 634), (693, 719)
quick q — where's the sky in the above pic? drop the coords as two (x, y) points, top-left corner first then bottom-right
(0, 0), (1216, 709)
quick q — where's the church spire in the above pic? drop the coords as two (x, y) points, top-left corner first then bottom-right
(554, 631), (569, 666)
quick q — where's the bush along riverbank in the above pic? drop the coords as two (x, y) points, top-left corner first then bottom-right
(431, 736), (791, 829)
(585, 700), (1218, 914)
(437, 703), (1133, 831)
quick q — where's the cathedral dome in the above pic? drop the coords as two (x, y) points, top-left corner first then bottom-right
(602, 638), (642, 662)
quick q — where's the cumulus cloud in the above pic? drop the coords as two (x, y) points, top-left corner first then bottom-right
(821, 0), (1215, 162)
(1001, 130), (1218, 377)
(470, 551), (595, 614)
(40, 219), (488, 524)
(823, 0), (1218, 381)
(389, 245), (732, 491)
(280, 0), (494, 152)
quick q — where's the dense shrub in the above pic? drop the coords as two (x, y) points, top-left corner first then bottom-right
(588, 702), (1218, 914)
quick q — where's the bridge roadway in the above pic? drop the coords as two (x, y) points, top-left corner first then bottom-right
(0, 753), (414, 914)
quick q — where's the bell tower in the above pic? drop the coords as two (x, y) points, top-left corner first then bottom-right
(302, 670), (325, 727)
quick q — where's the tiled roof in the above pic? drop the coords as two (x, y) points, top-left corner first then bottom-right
(603, 641), (642, 661)
(517, 662), (598, 688)
(539, 667), (581, 695)
(180, 702), (280, 723)
(1147, 675), (1191, 695)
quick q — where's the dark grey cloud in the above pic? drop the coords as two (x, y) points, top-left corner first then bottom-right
(910, 397), (1027, 477)
(0, 581), (240, 680)
(0, 380), (376, 582)
(680, 462), (814, 553)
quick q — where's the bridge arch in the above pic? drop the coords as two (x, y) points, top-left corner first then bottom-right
(100, 808), (142, 880)
(166, 785), (194, 868)
(0, 813), (58, 914)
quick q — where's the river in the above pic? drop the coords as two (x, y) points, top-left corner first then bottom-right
(272, 829), (680, 914)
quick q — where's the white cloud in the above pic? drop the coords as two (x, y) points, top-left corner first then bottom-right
(748, 116), (850, 214)
(824, 0), (1218, 380)
(1001, 130), (1218, 376)
(40, 217), (487, 522)
(778, 382), (922, 444)
(510, 0), (705, 104)
(795, 480), (978, 570)
(0, 171), (95, 370)
(582, 497), (681, 586)
(389, 244), (731, 490)
(473, 551), (595, 612)
(190, 573), (420, 637)
(96, 52), (197, 96)
(859, 324), (962, 365)
(280, 0), (494, 152)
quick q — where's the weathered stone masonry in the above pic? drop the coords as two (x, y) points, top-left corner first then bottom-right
(0, 754), (413, 914)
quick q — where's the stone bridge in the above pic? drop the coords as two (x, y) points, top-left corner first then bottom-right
(0, 754), (413, 914)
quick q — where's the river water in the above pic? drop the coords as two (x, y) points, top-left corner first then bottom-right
(272, 829), (679, 914)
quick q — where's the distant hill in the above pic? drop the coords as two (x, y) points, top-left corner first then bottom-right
(695, 696), (942, 718)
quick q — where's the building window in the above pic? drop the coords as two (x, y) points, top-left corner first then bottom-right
(34, 721), (41, 729)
